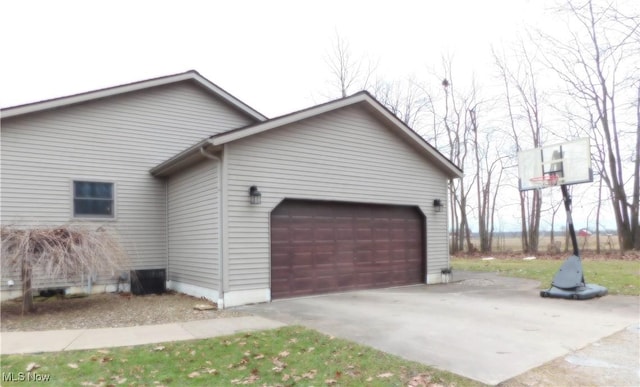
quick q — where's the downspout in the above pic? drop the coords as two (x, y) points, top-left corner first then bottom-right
(165, 180), (170, 289)
(200, 145), (224, 308)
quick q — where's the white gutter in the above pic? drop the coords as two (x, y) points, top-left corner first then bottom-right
(199, 145), (225, 308)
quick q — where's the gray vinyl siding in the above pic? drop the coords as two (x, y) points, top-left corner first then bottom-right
(167, 160), (219, 290)
(224, 105), (450, 292)
(1, 81), (254, 291)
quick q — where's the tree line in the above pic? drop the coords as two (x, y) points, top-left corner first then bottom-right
(325, 0), (639, 252)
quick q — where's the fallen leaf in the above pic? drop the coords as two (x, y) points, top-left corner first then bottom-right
(188, 371), (200, 378)
(307, 346), (315, 352)
(325, 379), (337, 385)
(244, 351), (251, 356)
(377, 372), (394, 378)
(97, 349), (110, 354)
(193, 303), (216, 310)
(190, 350), (196, 356)
(335, 370), (342, 378)
(282, 374), (290, 381)
(26, 362), (40, 371)
(407, 373), (432, 387)
(112, 375), (128, 385)
(288, 338), (298, 344)
(100, 356), (113, 363)
(231, 374), (259, 385)
(153, 345), (165, 351)
(272, 358), (287, 371)
(278, 350), (290, 357)
(253, 354), (265, 360)
(68, 363), (79, 369)
(302, 369), (318, 379)
(366, 376), (373, 382)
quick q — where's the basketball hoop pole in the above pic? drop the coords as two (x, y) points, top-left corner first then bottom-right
(560, 184), (580, 257)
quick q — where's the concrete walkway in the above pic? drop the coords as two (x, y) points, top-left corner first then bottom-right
(0, 316), (286, 355)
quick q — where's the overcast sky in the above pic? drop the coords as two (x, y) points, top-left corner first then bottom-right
(1, 0), (549, 117)
(4, 0), (629, 233)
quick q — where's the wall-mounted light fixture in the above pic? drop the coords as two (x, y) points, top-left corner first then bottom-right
(249, 185), (262, 205)
(433, 199), (443, 213)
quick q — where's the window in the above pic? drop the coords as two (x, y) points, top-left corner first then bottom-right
(73, 181), (114, 217)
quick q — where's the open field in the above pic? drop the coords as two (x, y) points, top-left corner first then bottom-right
(469, 234), (622, 253)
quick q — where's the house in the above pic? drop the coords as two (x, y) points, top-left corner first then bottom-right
(0, 70), (462, 307)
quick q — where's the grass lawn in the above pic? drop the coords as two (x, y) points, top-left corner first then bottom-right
(452, 258), (640, 296)
(0, 326), (483, 386)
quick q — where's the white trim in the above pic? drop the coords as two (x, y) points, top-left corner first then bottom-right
(1, 289), (23, 302)
(1, 71), (267, 121)
(167, 280), (220, 304)
(426, 273), (443, 284)
(70, 178), (117, 221)
(223, 288), (271, 308)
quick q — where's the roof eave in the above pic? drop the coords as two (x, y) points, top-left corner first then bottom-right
(210, 92), (463, 179)
(149, 139), (219, 177)
(1, 71), (267, 121)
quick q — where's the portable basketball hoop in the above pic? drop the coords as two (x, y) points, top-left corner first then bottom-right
(517, 139), (607, 300)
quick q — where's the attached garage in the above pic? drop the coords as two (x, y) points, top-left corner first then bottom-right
(271, 200), (425, 299)
(2, 71), (463, 307)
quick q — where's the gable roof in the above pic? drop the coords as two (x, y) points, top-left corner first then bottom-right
(151, 91), (463, 179)
(1, 70), (267, 121)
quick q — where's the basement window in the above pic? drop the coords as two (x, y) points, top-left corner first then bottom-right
(73, 181), (114, 218)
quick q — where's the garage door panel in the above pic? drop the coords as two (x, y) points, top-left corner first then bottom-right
(271, 200), (424, 299)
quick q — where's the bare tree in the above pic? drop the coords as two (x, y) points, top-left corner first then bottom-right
(325, 31), (376, 98)
(470, 106), (507, 252)
(370, 77), (430, 131)
(539, 0), (640, 250)
(494, 43), (545, 253)
(439, 58), (477, 253)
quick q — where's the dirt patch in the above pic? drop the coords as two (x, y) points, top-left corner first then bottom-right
(0, 291), (245, 332)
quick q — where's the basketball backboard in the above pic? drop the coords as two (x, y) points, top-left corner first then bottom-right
(518, 138), (593, 191)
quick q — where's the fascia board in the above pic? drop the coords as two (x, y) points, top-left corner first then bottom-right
(2, 71), (266, 121)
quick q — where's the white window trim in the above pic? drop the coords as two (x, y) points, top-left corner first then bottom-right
(70, 178), (117, 221)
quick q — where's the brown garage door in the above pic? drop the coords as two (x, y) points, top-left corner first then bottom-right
(271, 200), (424, 299)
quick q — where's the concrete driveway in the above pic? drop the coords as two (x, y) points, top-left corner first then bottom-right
(239, 271), (639, 385)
